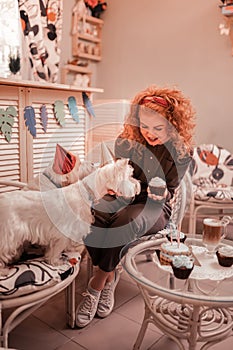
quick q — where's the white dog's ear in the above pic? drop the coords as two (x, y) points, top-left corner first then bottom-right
(116, 158), (129, 168)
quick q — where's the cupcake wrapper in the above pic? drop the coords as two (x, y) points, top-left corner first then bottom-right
(149, 186), (165, 196)
(172, 266), (194, 279)
(216, 251), (233, 267)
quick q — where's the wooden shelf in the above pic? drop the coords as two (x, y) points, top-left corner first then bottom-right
(85, 15), (103, 25)
(77, 34), (101, 43)
(0, 78), (103, 93)
(61, 65), (92, 85)
(73, 53), (102, 61)
(62, 64), (92, 74)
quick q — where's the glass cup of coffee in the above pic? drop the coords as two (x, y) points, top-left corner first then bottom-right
(202, 217), (230, 255)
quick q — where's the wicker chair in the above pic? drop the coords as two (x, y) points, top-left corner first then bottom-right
(0, 180), (81, 348)
(188, 144), (233, 235)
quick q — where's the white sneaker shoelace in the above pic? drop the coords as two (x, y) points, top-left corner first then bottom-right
(98, 283), (113, 308)
(79, 291), (99, 319)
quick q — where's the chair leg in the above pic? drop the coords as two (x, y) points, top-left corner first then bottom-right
(66, 279), (76, 328)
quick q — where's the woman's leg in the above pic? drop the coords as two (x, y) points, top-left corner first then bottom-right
(76, 197), (168, 327)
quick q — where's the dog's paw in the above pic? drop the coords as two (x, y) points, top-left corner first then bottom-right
(45, 256), (63, 266)
(0, 266), (11, 277)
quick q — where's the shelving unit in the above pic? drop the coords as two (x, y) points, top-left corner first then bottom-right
(72, 15), (103, 61)
(62, 15), (103, 87)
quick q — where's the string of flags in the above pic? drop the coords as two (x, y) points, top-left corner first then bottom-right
(0, 93), (95, 142)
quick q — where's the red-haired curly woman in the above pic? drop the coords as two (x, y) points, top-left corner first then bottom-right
(76, 85), (196, 327)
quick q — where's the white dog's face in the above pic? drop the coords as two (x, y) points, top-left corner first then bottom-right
(105, 159), (141, 198)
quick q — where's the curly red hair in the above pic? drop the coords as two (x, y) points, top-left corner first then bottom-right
(119, 85), (196, 157)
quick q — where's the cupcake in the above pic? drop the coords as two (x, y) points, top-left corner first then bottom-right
(148, 177), (166, 196)
(216, 246), (233, 267)
(166, 230), (187, 243)
(171, 255), (194, 279)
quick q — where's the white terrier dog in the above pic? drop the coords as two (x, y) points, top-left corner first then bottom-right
(0, 159), (140, 271)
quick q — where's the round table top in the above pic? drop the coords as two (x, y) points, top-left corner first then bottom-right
(120, 234), (233, 307)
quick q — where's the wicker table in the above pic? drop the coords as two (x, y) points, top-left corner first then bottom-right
(120, 236), (233, 350)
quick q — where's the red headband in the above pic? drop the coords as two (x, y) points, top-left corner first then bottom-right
(140, 96), (168, 108)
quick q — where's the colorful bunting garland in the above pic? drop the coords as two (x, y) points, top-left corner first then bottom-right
(1, 94), (96, 142)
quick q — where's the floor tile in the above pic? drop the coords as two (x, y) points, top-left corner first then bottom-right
(71, 312), (161, 350)
(116, 293), (163, 335)
(56, 340), (87, 350)
(8, 315), (69, 350)
(4, 247), (233, 350)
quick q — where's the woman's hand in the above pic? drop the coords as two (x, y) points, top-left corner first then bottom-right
(147, 187), (168, 201)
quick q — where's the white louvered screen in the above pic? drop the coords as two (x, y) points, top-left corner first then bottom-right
(86, 99), (130, 163)
(0, 85), (26, 193)
(31, 103), (86, 177)
(26, 88), (86, 181)
(0, 86), (87, 192)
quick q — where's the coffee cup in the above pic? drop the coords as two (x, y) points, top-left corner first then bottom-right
(202, 218), (226, 255)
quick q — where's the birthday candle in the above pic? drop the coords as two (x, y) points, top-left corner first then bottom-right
(177, 230), (180, 247)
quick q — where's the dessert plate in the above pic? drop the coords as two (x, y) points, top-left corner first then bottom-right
(152, 245), (233, 281)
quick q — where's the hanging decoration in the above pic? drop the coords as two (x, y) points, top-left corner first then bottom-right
(82, 92), (96, 118)
(54, 100), (66, 126)
(40, 104), (48, 132)
(0, 106), (17, 142)
(18, 0), (63, 82)
(68, 96), (79, 123)
(24, 106), (37, 137)
(0, 93), (95, 143)
(9, 51), (21, 76)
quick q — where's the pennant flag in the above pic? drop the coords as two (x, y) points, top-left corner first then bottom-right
(68, 96), (79, 123)
(0, 106), (17, 142)
(40, 104), (48, 132)
(24, 106), (36, 137)
(82, 92), (95, 118)
(54, 100), (66, 126)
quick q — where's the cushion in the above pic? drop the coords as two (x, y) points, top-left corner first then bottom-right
(191, 144), (233, 186)
(191, 144), (233, 202)
(193, 184), (233, 203)
(0, 252), (81, 299)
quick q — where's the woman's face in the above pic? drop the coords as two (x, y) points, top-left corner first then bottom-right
(139, 110), (170, 146)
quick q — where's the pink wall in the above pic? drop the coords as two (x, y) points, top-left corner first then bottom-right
(96, 0), (233, 151)
(61, 1), (233, 151)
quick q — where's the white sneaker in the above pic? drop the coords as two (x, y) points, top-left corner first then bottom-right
(97, 269), (120, 318)
(76, 282), (100, 328)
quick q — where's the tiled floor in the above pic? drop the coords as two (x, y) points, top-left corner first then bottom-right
(4, 254), (233, 350)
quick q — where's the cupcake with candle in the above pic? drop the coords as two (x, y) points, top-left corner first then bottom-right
(171, 255), (194, 279)
(216, 246), (233, 267)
